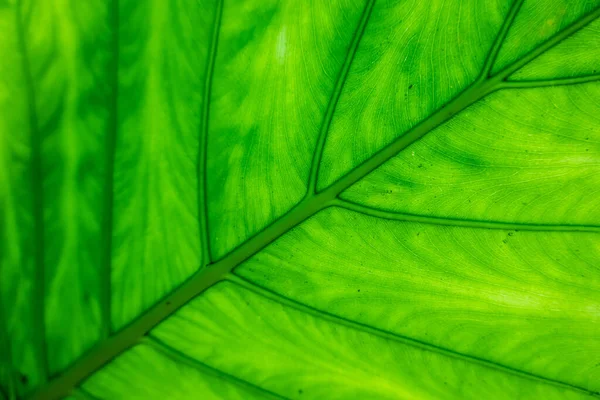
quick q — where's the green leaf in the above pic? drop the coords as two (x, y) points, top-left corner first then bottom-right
(1, 0), (600, 399)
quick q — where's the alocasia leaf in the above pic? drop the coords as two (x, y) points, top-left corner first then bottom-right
(1, 0), (600, 398)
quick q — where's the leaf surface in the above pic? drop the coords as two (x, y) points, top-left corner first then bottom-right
(1, 0), (600, 399)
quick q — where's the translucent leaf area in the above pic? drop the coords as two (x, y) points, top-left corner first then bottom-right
(1, 0), (599, 399)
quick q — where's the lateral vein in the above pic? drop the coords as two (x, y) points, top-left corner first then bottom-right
(100, 0), (120, 340)
(198, 0), (223, 266)
(306, 0), (376, 194)
(143, 336), (288, 400)
(320, 6), (600, 198)
(478, 0), (524, 80)
(226, 274), (600, 398)
(332, 198), (600, 232)
(502, 73), (600, 89)
(497, 6), (600, 79)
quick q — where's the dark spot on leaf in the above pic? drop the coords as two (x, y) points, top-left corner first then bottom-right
(357, 289), (361, 292)
(166, 301), (171, 306)
(20, 374), (28, 385)
(408, 84), (414, 89)
(299, 389), (304, 394)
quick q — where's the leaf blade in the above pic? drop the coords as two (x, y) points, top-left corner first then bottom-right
(4, 1), (600, 399)
(149, 280), (596, 399)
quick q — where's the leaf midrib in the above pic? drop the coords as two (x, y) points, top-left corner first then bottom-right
(26, 2), (600, 399)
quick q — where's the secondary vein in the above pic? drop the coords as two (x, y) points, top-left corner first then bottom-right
(306, 0), (376, 194)
(100, 0), (120, 340)
(198, 0), (223, 266)
(332, 198), (600, 232)
(143, 336), (288, 399)
(478, 0), (524, 80)
(319, 6), (600, 197)
(226, 274), (600, 398)
(496, 5), (600, 79)
(502, 73), (600, 89)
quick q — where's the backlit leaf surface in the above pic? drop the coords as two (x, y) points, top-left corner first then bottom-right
(1, 0), (600, 399)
